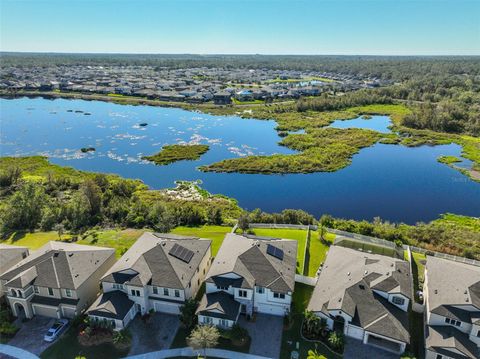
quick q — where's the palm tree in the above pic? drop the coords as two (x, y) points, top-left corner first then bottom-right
(188, 324), (219, 359)
(307, 349), (326, 359)
(303, 310), (320, 336)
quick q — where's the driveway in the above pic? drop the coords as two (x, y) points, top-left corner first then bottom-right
(128, 313), (180, 355)
(6, 316), (56, 356)
(344, 338), (400, 359)
(239, 314), (283, 359)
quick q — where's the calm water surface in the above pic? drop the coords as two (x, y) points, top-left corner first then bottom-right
(1, 97), (479, 223)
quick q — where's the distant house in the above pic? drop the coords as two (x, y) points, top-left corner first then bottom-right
(0, 244), (29, 299)
(87, 233), (211, 330)
(424, 256), (480, 359)
(213, 91), (232, 105)
(0, 242), (115, 319)
(196, 233), (297, 328)
(234, 90), (253, 102)
(308, 246), (412, 355)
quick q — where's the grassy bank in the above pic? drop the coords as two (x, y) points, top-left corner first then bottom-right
(142, 144), (210, 165)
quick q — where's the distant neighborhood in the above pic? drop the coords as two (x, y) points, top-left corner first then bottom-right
(0, 64), (388, 104)
(1, 226), (479, 359)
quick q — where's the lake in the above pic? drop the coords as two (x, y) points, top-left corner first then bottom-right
(1, 97), (480, 224)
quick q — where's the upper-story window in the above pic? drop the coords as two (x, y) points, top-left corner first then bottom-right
(48, 287), (54, 296)
(256, 287), (265, 294)
(65, 289), (72, 298)
(113, 283), (124, 290)
(273, 292), (285, 299)
(392, 296), (405, 305)
(444, 317), (461, 327)
(238, 290), (247, 298)
(163, 288), (169, 296)
(131, 289), (141, 297)
(477, 330), (480, 337)
(34, 286), (39, 294)
(153, 287), (158, 294)
(216, 285), (228, 291)
(174, 289), (180, 298)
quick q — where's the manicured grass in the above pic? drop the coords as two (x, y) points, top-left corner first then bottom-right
(142, 144), (210, 165)
(306, 231), (335, 276)
(411, 251), (427, 297)
(2, 229), (144, 257)
(250, 228), (308, 274)
(280, 283), (341, 359)
(170, 225), (232, 256)
(77, 229), (144, 258)
(437, 155), (461, 165)
(40, 324), (128, 359)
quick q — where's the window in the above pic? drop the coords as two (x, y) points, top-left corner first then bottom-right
(392, 296), (405, 305)
(217, 285), (228, 291)
(454, 320), (461, 327)
(256, 287), (265, 294)
(153, 287), (158, 294)
(65, 289), (72, 297)
(220, 319), (228, 327)
(131, 289), (140, 297)
(273, 292), (285, 299)
(445, 317), (461, 326)
(34, 286), (39, 294)
(477, 330), (480, 337)
(113, 283), (124, 290)
(436, 355), (443, 359)
(163, 288), (169, 296)
(238, 290), (247, 298)
(445, 318), (450, 324)
(48, 287), (54, 296)
(174, 289), (180, 298)
(203, 316), (212, 324)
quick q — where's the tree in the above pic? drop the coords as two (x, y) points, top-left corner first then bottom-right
(328, 331), (344, 351)
(307, 349), (327, 359)
(188, 324), (219, 358)
(237, 213), (250, 233)
(54, 223), (65, 240)
(179, 299), (198, 329)
(80, 179), (102, 217)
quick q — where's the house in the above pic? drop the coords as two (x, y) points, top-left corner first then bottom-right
(0, 244), (29, 299)
(86, 233), (211, 330)
(0, 242), (115, 319)
(424, 255), (480, 359)
(307, 246), (412, 354)
(196, 233), (297, 329)
(213, 91), (232, 105)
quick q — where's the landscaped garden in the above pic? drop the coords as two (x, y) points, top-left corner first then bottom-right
(280, 283), (342, 359)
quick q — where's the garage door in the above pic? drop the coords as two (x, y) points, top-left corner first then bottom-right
(346, 324), (364, 339)
(154, 301), (180, 314)
(62, 306), (76, 318)
(256, 303), (285, 316)
(33, 305), (59, 318)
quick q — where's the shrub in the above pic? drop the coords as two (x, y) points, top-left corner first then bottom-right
(327, 331), (344, 351)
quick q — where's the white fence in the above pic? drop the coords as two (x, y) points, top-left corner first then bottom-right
(295, 274), (317, 286)
(409, 245), (480, 267)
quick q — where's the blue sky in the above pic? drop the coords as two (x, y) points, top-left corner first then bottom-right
(1, 0), (479, 55)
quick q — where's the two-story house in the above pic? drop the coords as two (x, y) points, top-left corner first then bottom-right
(0, 244), (29, 299)
(196, 233), (297, 328)
(308, 246), (412, 355)
(424, 255), (480, 359)
(0, 241), (115, 319)
(87, 233), (211, 330)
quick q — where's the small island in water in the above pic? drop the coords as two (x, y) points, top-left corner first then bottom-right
(80, 147), (96, 153)
(142, 144), (210, 165)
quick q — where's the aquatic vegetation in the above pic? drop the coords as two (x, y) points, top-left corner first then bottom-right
(142, 144), (210, 165)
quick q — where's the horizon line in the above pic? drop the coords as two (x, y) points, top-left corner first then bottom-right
(1, 51), (480, 58)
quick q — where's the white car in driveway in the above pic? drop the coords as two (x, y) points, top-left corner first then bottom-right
(44, 319), (69, 342)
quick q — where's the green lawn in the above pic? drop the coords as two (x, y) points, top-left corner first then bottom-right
(335, 238), (396, 257)
(306, 231), (335, 276)
(411, 251), (427, 299)
(40, 324), (128, 359)
(170, 225), (232, 256)
(280, 283), (341, 359)
(2, 229), (144, 258)
(77, 229), (144, 258)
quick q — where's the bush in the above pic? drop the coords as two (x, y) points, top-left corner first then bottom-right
(327, 331), (344, 351)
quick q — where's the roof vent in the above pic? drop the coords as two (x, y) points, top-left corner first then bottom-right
(347, 272), (351, 276)
(68, 253), (74, 257)
(359, 284), (365, 290)
(434, 289), (438, 294)
(53, 252), (59, 257)
(364, 270), (368, 275)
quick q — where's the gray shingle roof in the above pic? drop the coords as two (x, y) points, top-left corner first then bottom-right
(87, 290), (134, 320)
(102, 232), (211, 289)
(426, 325), (480, 359)
(425, 256), (480, 314)
(31, 295), (79, 307)
(0, 242), (115, 290)
(196, 291), (240, 321)
(308, 246), (411, 343)
(0, 244), (28, 275)
(206, 233), (297, 294)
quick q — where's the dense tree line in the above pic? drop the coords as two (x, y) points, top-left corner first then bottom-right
(0, 162), (240, 237)
(296, 90), (392, 112)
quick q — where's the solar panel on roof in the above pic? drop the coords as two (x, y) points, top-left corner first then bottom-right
(168, 243), (194, 263)
(267, 244), (284, 260)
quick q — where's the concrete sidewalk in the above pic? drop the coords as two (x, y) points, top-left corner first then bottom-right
(0, 344), (40, 359)
(125, 347), (273, 359)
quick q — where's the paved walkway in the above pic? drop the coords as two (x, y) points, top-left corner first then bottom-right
(125, 347), (272, 359)
(0, 345), (40, 359)
(344, 338), (399, 359)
